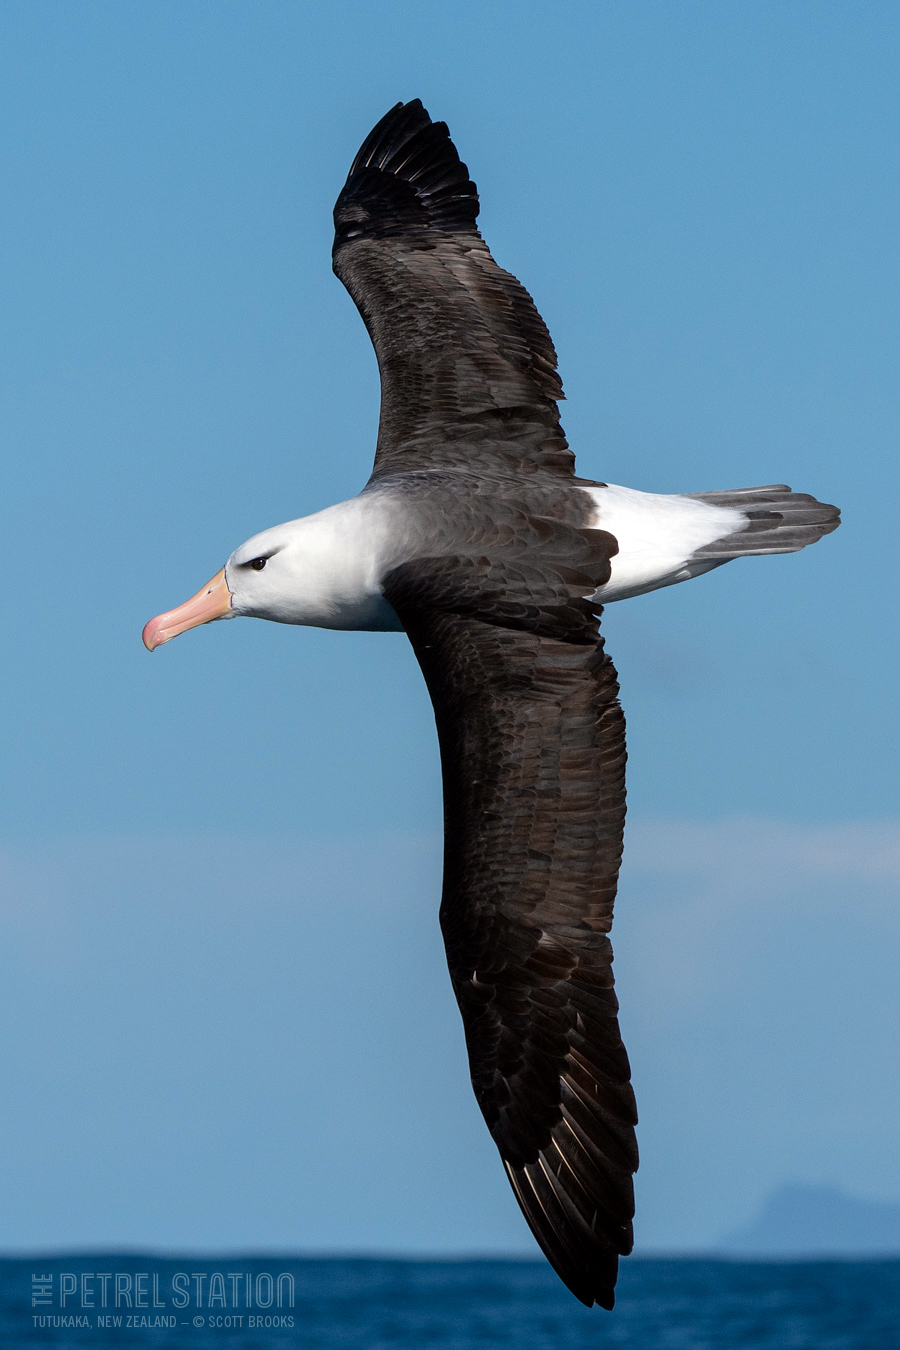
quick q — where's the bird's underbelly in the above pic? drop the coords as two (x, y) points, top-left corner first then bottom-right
(584, 483), (746, 603)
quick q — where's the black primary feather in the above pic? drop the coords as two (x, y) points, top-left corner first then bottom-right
(334, 99), (479, 247)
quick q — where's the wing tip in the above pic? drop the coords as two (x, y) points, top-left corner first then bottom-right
(504, 1157), (627, 1310)
(334, 99), (480, 251)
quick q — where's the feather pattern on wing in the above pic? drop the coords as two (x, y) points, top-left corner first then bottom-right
(333, 100), (574, 479)
(384, 590), (637, 1309)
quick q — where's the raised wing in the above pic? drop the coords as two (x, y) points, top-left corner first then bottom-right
(384, 593), (637, 1308)
(332, 101), (575, 480)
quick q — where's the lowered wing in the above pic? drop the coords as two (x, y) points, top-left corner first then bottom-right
(384, 582), (637, 1309)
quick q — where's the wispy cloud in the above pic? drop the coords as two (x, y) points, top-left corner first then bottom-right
(613, 818), (900, 1022)
(626, 817), (900, 882)
(0, 822), (896, 1252)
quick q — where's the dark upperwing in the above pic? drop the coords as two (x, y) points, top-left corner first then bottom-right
(332, 100), (575, 480)
(384, 599), (637, 1309)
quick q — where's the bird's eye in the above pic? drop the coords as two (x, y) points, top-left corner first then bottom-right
(249, 557), (267, 571)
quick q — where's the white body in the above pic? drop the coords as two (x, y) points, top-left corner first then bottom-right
(585, 483), (745, 603)
(223, 484), (747, 633)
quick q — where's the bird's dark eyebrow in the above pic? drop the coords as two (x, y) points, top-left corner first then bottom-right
(237, 549), (281, 567)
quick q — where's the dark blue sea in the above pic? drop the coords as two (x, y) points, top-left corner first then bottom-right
(5, 1255), (900, 1349)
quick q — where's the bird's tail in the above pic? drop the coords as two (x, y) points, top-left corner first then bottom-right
(683, 484), (840, 558)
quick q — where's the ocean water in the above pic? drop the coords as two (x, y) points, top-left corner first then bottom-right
(5, 1255), (900, 1349)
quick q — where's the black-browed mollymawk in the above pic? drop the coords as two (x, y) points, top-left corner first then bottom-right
(142, 100), (840, 1309)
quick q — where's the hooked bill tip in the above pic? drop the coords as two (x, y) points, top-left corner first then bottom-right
(141, 568), (231, 652)
(142, 616), (170, 651)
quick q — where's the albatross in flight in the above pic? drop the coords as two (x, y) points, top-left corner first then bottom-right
(142, 101), (839, 1309)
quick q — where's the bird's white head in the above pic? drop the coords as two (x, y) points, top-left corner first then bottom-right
(142, 501), (403, 651)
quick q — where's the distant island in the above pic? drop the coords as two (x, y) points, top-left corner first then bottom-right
(718, 1184), (900, 1257)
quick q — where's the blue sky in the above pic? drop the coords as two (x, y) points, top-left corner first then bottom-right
(0, 0), (897, 1254)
